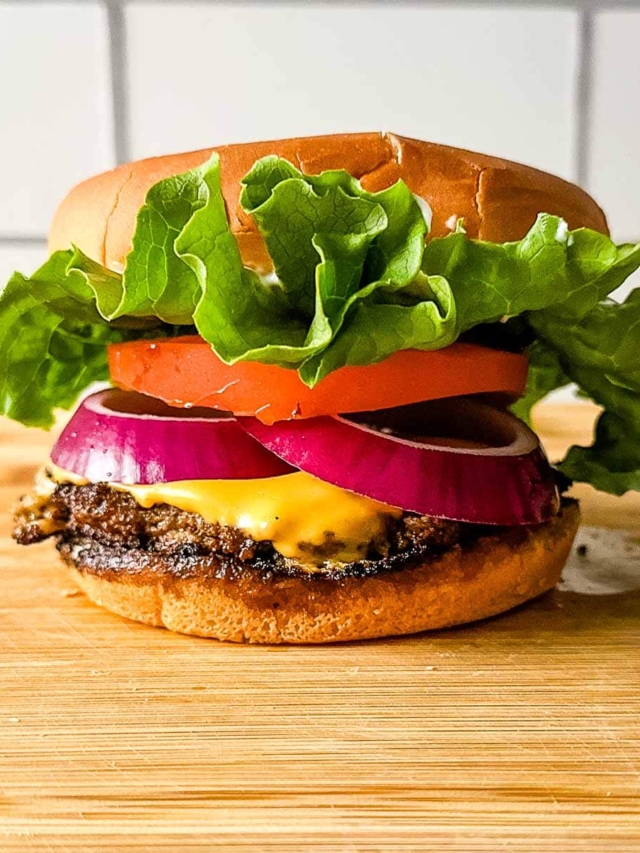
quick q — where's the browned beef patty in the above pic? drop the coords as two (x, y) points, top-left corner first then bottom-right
(13, 478), (472, 579)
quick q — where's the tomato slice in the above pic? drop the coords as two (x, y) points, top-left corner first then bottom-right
(108, 336), (527, 424)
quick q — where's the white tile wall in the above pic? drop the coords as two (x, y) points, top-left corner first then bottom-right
(590, 10), (640, 243)
(0, 2), (114, 236)
(0, 0), (639, 305)
(610, 266), (640, 304)
(0, 245), (47, 292)
(125, 5), (579, 181)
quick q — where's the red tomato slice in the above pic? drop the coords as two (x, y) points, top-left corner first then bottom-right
(108, 336), (527, 424)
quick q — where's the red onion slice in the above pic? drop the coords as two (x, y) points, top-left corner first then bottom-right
(240, 399), (559, 526)
(52, 389), (294, 484)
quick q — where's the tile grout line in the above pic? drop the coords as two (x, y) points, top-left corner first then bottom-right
(574, 3), (595, 189)
(0, 236), (48, 246)
(2, 0), (640, 6)
(105, 0), (130, 165)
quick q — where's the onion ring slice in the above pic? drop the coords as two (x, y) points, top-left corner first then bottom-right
(240, 398), (559, 525)
(52, 389), (294, 484)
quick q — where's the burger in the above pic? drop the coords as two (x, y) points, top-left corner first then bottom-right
(5, 133), (639, 643)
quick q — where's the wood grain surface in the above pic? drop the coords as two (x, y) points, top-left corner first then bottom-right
(1, 404), (639, 852)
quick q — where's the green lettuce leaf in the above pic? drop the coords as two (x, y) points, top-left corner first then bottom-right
(527, 290), (640, 494)
(422, 213), (640, 330)
(563, 428), (640, 495)
(228, 156), (433, 379)
(176, 156), (309, 365)
(2, 151), (640, 500)
(529, 289), (640, 394)
(510, 339), (571, 426)
(559, 373), (640, 495)
(0, 155), (233, 428)
(299, 272), (456, 385)
(0, 251), (139, 428)
(419, 215), (640, 493)
(111, 155), (216, 325)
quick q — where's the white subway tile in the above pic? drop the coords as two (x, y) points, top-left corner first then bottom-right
(0, 244), (47, 292)
(0, 3), (114, 237)
(546, 386), (581, 405)
(590, 11), (640, 242)
(611, 266), (640, 304)
(126, 5), (578, 181)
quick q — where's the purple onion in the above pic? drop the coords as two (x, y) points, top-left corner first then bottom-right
(52, 389), (294, 484)
(240, 398), (559, 526)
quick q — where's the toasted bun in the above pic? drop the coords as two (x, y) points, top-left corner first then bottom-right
(59, 501), (579, 644)
(49, 133), (607, 273)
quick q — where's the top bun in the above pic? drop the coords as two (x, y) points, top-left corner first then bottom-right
(49, 132), (608, 273)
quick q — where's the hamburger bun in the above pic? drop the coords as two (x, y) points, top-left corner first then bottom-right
(49, 132), (608, 274)
(59, 501), (579, 644)
(37, 134), (588, 642)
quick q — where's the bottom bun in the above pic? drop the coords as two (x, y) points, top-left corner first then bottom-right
(60, 501), (579, 644)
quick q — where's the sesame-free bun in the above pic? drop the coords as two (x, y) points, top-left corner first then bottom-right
(59, 501), (579, 644)
(49, 133), (607, 274)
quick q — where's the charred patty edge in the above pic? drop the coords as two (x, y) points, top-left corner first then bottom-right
(57, 499), (575, 585)
(14, 479), (466, 578)
(56, 530), (457, 582)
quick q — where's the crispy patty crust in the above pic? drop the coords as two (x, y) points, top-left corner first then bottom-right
(13, 479), (473, 578)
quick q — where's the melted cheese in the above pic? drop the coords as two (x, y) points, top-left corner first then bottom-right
(45, 464), (401, 566)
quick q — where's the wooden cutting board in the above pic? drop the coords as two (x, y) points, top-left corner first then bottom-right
(1, 404), (639, 852)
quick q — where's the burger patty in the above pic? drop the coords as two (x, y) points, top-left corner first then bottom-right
(13, 479), (475, 579)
